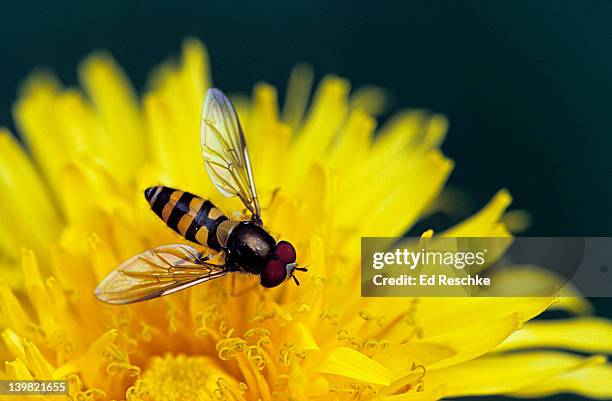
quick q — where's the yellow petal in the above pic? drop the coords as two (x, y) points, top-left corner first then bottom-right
(298, 163), (329, 234)
(382, 388), (444, 401)
(419, 114), (448, 151)
(23, 339), (54, 379)
(426, 352), (606, 397)
(79, 52), (144, 183)
(289, 76), (349, 183)
(416, 296), (555, 340)
(360, 151), (452, 237)
(489, 264), (593, 314)
(12, 72), (68, 188)
(53, 89), (99, 157)
(0, 129), (61, 258)
(443, 189), (512, 237)
(318, 346), (393, 386)
(247, 83), (289, 194)
(501, 209), (532, 233)
(285, 366), (313, 401)
(143, 85), (210, 194)
(510, 363), (612, 399)
(327, 109), (375, 171)
(498, 317), (612, 353)
(55, 158), (122, 226)
(50, 244), (96, 299)
(56, 329), (118, 385)
(21, 248), (57, 334)
(336, 149), (452, 239)
(247, 82), (280, 145)
(287, 322), (319, 351)
(372, 111), (427, 158)
(374, 342), (455, 379)
(2, 359), (42, 401)
(373, 110), (447, 155)
(178, 37), (210, 110)
(555, 295), (594, 315)
(88, 234), (118, 282)
(1, 329), (25, 362)
(5, 358), (34, 380)
(379, 312), (526, 398)
(0, 281), (30, 333)
(349, 85), (390, 116)
(428, 313), (522, 370)
(282, 63), (314, 131)
(488, 264), (579, 295)
(0, 259), (23, 289)
(144, 93), (180, 181)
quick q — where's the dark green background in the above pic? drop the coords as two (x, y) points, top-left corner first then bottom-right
(1, 1), (611, 236)
(0, 2), (610, 399)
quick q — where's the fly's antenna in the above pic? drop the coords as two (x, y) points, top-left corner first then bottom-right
(291, 266), (309, 286)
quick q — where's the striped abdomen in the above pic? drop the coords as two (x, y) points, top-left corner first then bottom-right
(144, 186), (228, 251)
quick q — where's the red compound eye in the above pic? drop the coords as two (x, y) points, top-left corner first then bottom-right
(260, 259), (287, 288)
(274, 241), (296, 264)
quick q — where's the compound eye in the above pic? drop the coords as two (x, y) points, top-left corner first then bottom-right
(260, 259), (288, 288)
(274, 240), (296, 264)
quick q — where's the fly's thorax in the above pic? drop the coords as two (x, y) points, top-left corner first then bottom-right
(225, 221), (276, 274)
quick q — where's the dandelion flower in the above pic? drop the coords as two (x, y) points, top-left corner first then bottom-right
(0, 39), (611, 401)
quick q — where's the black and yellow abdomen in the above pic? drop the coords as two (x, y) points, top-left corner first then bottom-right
(144, 186), (229, 251)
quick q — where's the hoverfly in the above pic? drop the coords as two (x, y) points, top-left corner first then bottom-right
(95, 88), (306, 304)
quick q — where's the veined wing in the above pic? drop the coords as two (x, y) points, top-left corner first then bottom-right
(201, 88), (262, 222)
(94, 244), (229, 304)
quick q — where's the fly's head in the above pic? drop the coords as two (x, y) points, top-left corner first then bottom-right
(260, 240), (307, 287)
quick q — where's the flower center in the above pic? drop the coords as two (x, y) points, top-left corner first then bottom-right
(132, 354), (239, 401)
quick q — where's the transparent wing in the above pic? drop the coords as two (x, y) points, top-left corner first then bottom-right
(201, 88), (262, 221)
(94, 244), (229, 305)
